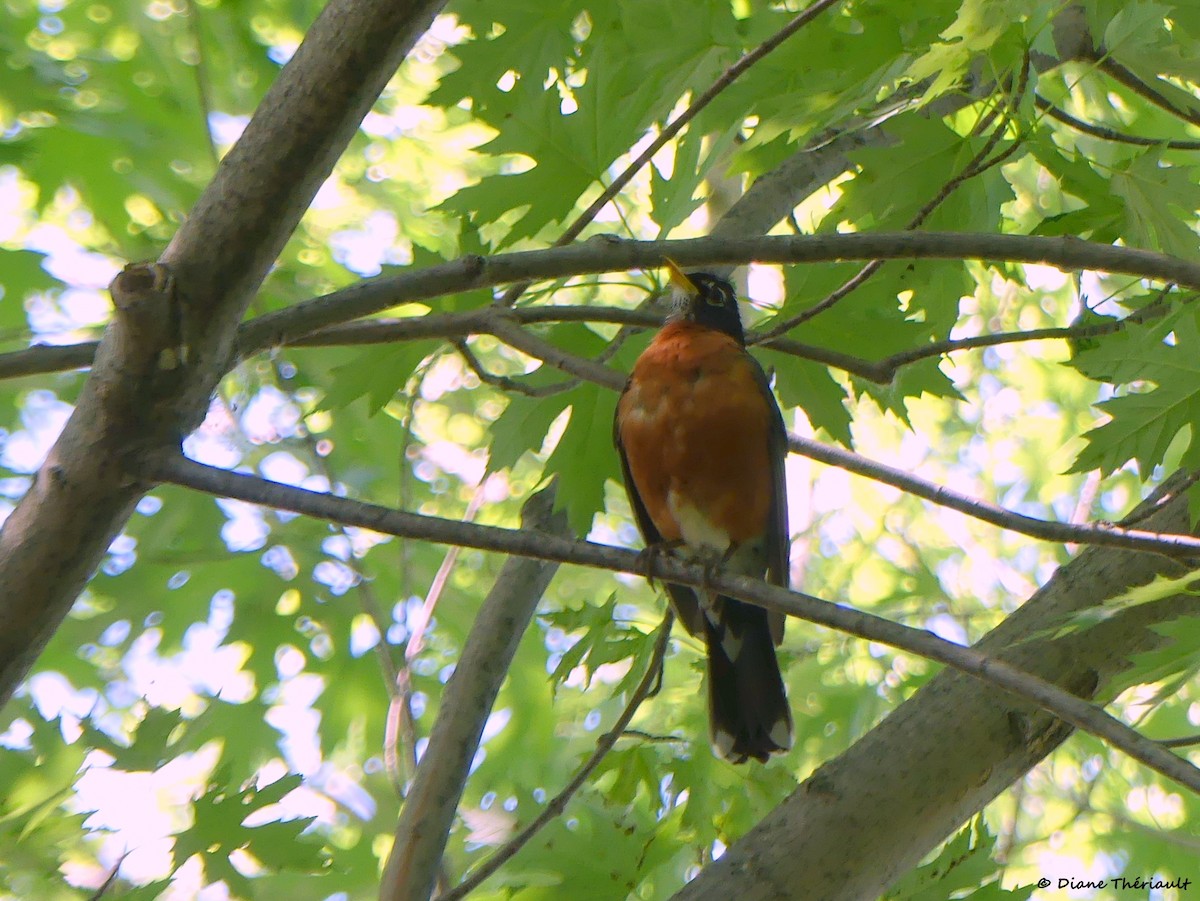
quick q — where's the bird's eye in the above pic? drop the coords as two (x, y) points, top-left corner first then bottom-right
(705, 282), (735, 306)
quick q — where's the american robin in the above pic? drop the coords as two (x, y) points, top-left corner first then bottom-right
(614, 262), (792, 763)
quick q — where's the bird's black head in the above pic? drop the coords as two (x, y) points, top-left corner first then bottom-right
(665, 261), (745, 345)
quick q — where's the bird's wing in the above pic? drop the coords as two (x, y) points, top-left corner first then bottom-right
(748, 355), (790, 645)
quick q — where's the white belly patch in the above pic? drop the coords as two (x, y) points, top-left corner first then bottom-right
(667, 490), (731, 555)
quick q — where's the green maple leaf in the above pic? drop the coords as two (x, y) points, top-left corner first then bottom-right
(441, 2), (727, 246)
(765, 352), (852, 446)
(488, 389), (571, 474)
(1070, 304), (1185, 385)
(320, 343), (433, 415)
(545, 382), (619, 535)
(1111, 151), (1200, 261)
(172, 771), (323, 888)
(1069, 383), (1200, 476)
(428, 0), (581, 110)
(1069, 310), (1200, 475)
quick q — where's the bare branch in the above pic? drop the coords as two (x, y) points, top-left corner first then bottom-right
(0, 341), (98, 380)
(237, 232), (1200, 355)
(141, 453), (1200, 795)
(440, 611), (675, 901)
(0, 292), (1170, 390)
(1159, 734), (1200, 750)
(785, 431), (1200, 557)
(486, 317), (625, 392)
(1035, 94), (1200, 150)
(1096, 56), (1200, 129)
(10, 231), (1200, 386)
(380, 484), (568, 901)
(451, 338), (575, 398)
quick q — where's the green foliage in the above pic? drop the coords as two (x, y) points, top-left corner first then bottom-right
(171, 772), (324, 893)
(1069, 307), (1200, 475)
(1108, 615), (1200, 702)
(886, 817), (1032, 901)
(2, 0), (1200, 896)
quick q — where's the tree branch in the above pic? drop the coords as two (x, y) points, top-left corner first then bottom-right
(139, 453), (1200, 795)
(786, 432), (1200, 557)
(0, 341), (98, 380)
(451, 338), (574, 398)
(380, 484), (568, 901)
(486, 317), (625, 392)
(1095, 56), (1200, 129)
(0, 290), (1172, 389)
(1034, 94), (1200, 150)
(237, 232), (1200, 355)
(439, 610), (675, 901)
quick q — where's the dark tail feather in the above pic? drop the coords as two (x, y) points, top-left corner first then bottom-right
(704, 597), (793, 764)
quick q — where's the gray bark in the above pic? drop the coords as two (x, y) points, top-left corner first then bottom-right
(380, 485), (568, 901)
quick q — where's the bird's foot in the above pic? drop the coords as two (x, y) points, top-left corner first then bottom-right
(697, 543), (739, 615)
(637, 539), (684, 590)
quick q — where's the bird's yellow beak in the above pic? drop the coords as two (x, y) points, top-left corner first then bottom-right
(664, 258), (698, 294)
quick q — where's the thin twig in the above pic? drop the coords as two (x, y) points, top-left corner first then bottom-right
(493, 0), (845, 307)
(451, 338), (576, 398)
(86, 851), (130, 900)
(859, 284), (1178, 381)
(181, 0), (220, 168)
(405, 477), (490, 661)
(487, 317), (625, 391)
(439, 611), (675, 900)
(619, 729), (687, 744)
(1034, 94), (1200, 150)
(1096, 56), (1200, 129)
(390, 363), (424, 793)
(1158, 734), (1200, 749)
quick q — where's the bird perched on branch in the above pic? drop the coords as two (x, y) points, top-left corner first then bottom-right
(614, 261), (792, 763)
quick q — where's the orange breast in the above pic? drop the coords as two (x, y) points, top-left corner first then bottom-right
(617, 322), (774, 550)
